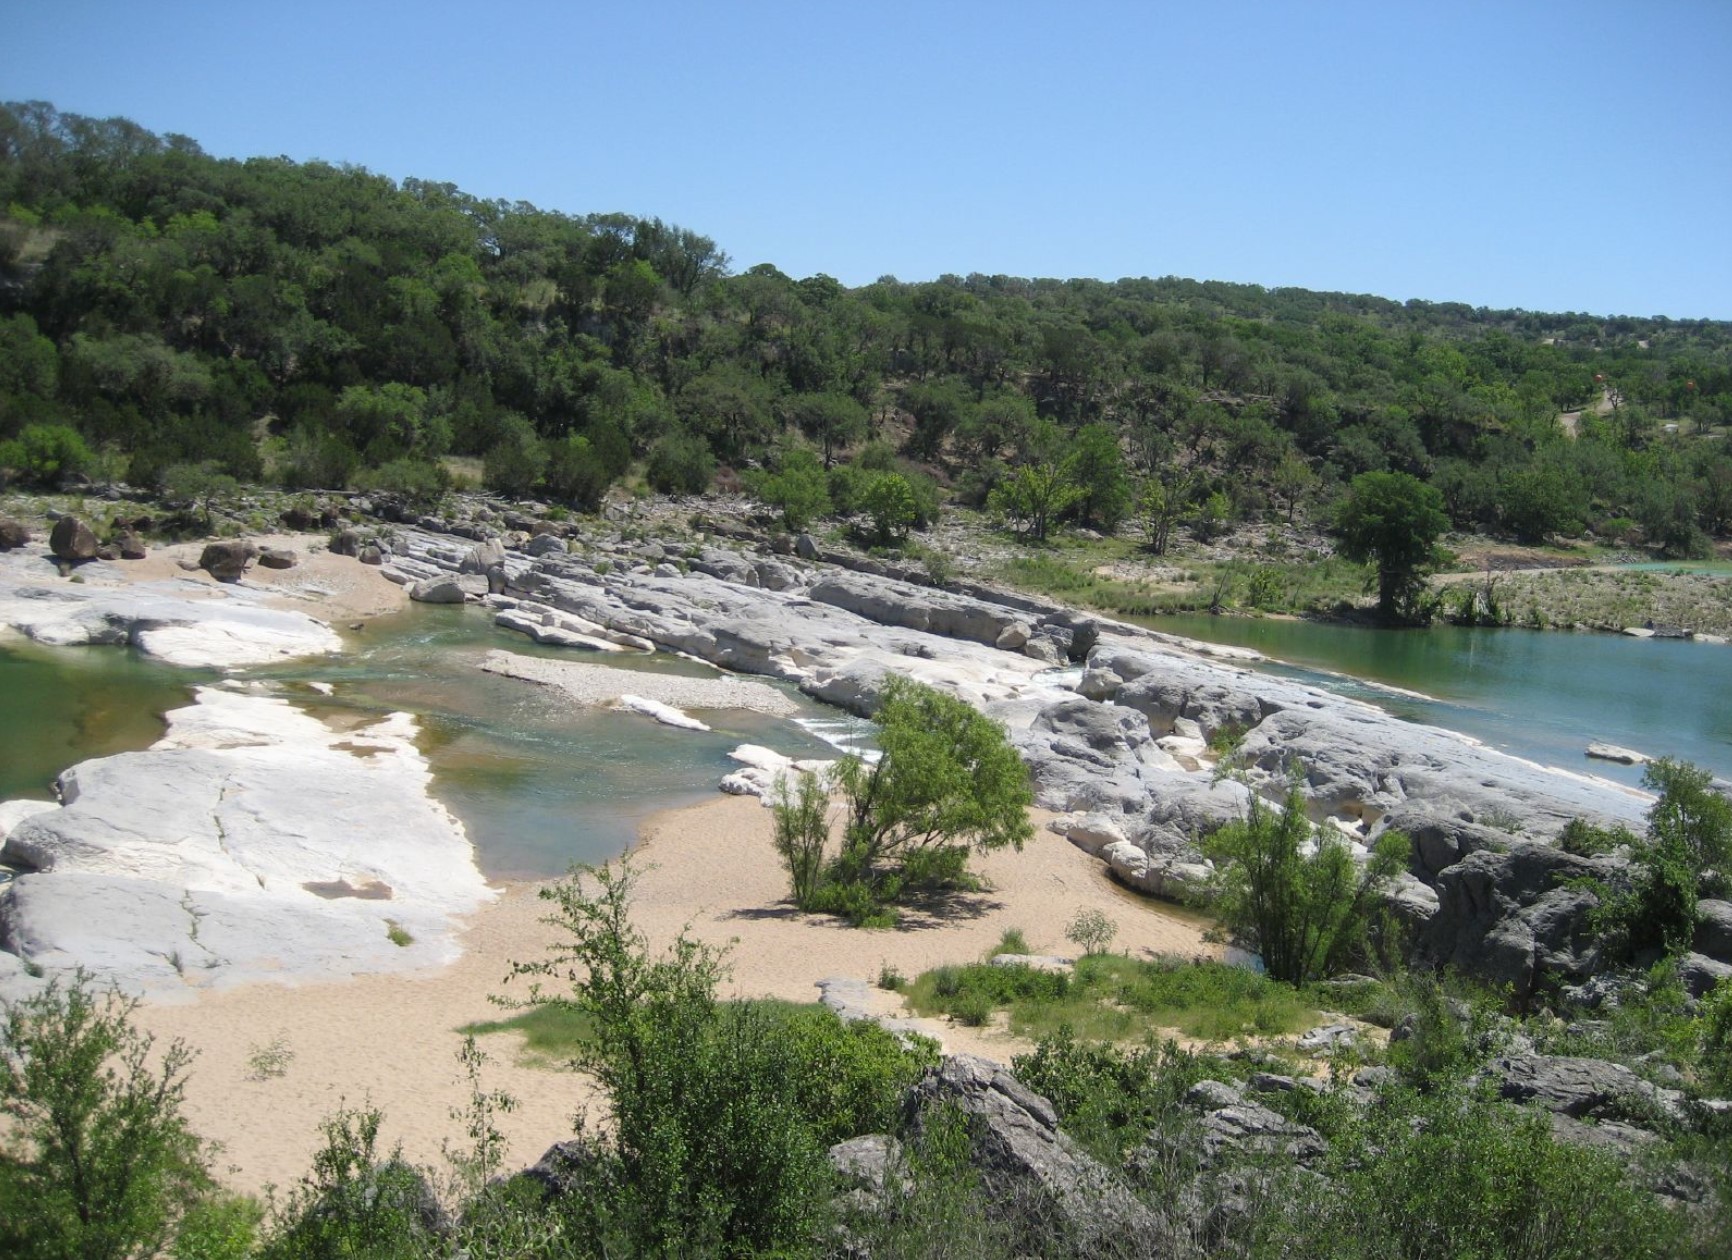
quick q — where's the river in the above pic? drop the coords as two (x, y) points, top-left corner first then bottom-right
(1, 606), (844, 880)
(5, 603), (1728, 881)
(1145, 613), (1732, 790)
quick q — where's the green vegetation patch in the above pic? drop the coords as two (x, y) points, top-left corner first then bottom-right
(906, 954), (1318, 1043)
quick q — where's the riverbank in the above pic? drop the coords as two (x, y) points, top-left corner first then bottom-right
(130, 793), (1213, 1197)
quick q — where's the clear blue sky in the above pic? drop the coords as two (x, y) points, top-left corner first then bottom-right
(5, 0), (1729, 318)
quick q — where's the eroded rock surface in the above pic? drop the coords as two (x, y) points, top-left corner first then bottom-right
(0, 687), (492, 998)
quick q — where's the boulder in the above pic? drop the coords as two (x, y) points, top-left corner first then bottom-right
(329, 528), (363, 557)
(1179, 1080), (1328, 1166)
(1694, 900), (1732, 963)
(525, 532), (566, 558)
(116, 531), (148, 560)
(357, 544), (385, 565)
(901, 1055), (1159, 1248)
(795, 532), (821, 560)
(198, 540), (257, 582)
(0, 517), (30, 550)
(257, 546), (297, 570)
(1486, 1054), (1682, 1124)
(49, 515), (98, 562)
(459, 539), (507, 574)
(1677, 952), (1732, 999)
(410, 576), (471, 604)
(1426, 841), (1609, 996)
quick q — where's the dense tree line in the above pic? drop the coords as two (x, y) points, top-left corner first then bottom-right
(3, 100), (1730, 560)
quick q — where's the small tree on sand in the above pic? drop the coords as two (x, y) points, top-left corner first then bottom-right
(772, 770), (833, 911)
(820, 677), (1033, 922)
(1202, 784), (1409, 985)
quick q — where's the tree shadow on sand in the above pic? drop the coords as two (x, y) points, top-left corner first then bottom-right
(721, 887), (1006, 930)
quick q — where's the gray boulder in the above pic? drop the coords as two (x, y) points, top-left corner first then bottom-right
(0, 517), (30, 550)
(199, 540), (257, 582)
(410, 575), (473, 604)
(357, 544), (385, 565)
(1694, 900), (1732, 963)
(117, 531), (148, 560)
(459, 538), (507, 574)
(1486, 1053), (1682, 1124)
(49, 515), (99, 562)
(257, 546), (297, 570)
(1677, 952), (1732, 999)
(902, 1055), (1159, 1247)
(1181, 1080), (1328, 1167)
(525, 532), (566, 559)
(329, 528), (363, 557)
(1425, 841), (1611, 996)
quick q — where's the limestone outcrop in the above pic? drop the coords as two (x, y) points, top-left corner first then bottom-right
(0, 686), (493, 997)
(367, 518), (1664, 991)
(0, 549), (342, 667)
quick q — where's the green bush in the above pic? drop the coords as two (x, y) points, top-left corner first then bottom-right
(171, 1195), (264, 1260)
(256, 1107), (440, 1260)
(0, 976), (211, 1260)
(0, 422), (93, 487)
(645, 432), (715, 495)
(1278, 1082), (1687, 1259)
(505, 861), (935, 1256)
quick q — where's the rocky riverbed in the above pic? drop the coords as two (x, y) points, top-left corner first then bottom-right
(3, 500), (1727, 1006)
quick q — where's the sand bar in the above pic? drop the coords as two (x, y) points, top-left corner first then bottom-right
(132, 793), (1212, 1197)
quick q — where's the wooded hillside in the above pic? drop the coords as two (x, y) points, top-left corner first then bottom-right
(3, 101), (1729, 555)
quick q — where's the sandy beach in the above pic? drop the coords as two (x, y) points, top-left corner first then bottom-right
(132, 793), (1213, 1198)
(111, 533), (413, 623)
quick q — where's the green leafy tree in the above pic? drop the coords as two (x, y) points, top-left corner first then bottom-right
(787, 391), (867, 467)
(160, 461), (239, 529)
(1335, 470), (1450, 623)
(756, 447), (832, 531)
(1063, 422), (1132, 533)
(1597, 758), (1732, 959)
(861, 471), (917, 544)
(543, 433), (613, 511)
(772, 770), (832, 910)
(645, 432), (715, 495)
(0, 423), (93, 488)
(825, 677), (1033, 917)
(480, 412), (545, 498)
(508, 861), (924, 1255)
(1202, 784), (1410, 985)
(988, 461), (1079, 542)
(1135, 474), (1191, 554)
(0, 976), (210, 1260)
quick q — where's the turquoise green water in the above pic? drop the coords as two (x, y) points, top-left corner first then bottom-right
(1, 608), (843, 880)
(0, 641), (207, 800)
(9, 601), (1729, 880)
(1144, 613), (1732, 789)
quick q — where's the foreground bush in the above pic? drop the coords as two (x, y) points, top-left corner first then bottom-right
(0, 976), (210, 1260)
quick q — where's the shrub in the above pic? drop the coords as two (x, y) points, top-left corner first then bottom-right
(822, 677), (1033, 922)
(861, 471), (917, 544)
(1203, 783), (1409, 984)
(0, 422), (93, 487)
(1065, 908), (1118, 956)
(506, 861), (933, 1255)
(645, 432), (714, 495)
(992, 927), (1031, 957)
(0, 976), (211, 1260)
(256, 1106), (440, 1259)
(171, 1195), (263, 1260)
(771, 770), (831, 910)
(755, 447), (832, 531)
